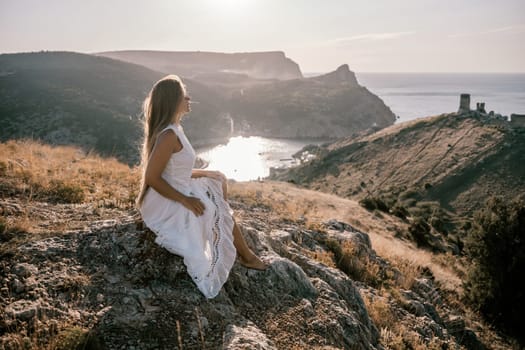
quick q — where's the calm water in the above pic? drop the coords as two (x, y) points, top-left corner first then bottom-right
(198, 73), (525, 180)
(356, 73), (525, 122)
(196, 136), (327, 181)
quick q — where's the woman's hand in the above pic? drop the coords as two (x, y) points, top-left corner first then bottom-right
(181, 195), (205, 216)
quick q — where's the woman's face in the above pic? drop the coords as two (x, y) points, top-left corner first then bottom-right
(174, 91), (191, 122)
(183, 94), (191, 114)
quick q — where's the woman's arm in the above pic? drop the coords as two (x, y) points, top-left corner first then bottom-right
(145, 130), (205, 216)
(191, 169), (227, 182)
(191, 169), (207, 178)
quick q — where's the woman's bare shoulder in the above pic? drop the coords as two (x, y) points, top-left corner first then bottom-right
(156, 128), (183, 153)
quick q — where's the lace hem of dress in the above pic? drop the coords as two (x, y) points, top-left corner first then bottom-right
(191, 178), (235, 298)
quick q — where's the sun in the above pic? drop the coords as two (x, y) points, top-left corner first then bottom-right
(206, 0), (255, 16)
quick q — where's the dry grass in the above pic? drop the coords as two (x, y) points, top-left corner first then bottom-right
(0, 321), (98, 350)
(306, 249), (336, 268)
(1, 141), (515, 349)
(0, 139), (139, 207)
(363, 294), (466, 350)
(230, 180), (462, 292)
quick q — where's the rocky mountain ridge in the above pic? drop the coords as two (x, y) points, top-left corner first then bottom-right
(96, 50), (303, 81)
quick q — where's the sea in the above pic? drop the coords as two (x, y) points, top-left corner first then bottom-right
(356, 72), (525, 122)
(197, 73), (525, 181)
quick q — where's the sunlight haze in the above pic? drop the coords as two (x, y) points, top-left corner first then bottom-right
(1, 0), (524, 72)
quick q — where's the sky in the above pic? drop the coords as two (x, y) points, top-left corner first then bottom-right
(1, 0), (524, 73)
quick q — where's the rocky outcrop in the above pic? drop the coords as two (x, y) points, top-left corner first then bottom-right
(96, 50), (303, 81)
(0, 194), (485, 349)
(310, 64), (359, 86)
(0, 214), (378, 349)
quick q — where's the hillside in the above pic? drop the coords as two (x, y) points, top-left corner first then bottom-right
(0, 51), (232, 163)
(229, 64), (395, 138)
(273, 111), (525, 219)
(96, 51), (396, 138)
(0, 140), (516, 349)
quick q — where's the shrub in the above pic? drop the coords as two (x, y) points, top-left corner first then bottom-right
(359, 196), (389, 213)
(408, 216), (432, 248)
(390, 204), (409, 220)
(463, 197), (525, 340)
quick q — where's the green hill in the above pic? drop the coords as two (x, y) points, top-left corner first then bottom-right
(0, 51), (231, 163)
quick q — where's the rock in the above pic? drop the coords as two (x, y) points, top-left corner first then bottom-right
(462, 328), (486, 350)
(5, 300), (38, 321)
(405, 300), (426, 316)
(0, 202), (489, 349)
(10, 278), (25, 294)
(444, 315), (465, 335)
(11, 263), (38, 278)
(223, 320), (276, 350)
(267, 229), (292, 245)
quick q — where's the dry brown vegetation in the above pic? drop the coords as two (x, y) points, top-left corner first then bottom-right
(0, 139), (140, 241)
(0, 140), (516, 349)
(0, 139), (139, 207)
(229, 180), (515, 349)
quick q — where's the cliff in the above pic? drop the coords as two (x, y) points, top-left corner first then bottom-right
(229, 64), (395, 138)
(0, 140), (512, 349)
(96, 50), (303, 81)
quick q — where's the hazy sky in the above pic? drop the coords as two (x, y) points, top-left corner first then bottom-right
(1, 0), (524, 73)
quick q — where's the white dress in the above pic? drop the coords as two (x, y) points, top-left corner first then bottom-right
(139, 123), (236, 299)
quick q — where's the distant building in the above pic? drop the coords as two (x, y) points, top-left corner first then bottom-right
(458, 94), (470, 112)
(476, 102), (486, 114)
(510, 114), (525, 127)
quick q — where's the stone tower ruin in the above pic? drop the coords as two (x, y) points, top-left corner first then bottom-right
(458, 93), (470, 112)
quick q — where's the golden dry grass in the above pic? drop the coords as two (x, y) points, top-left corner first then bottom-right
(229, 180), (462, 292)
(0, 140), (513, 349)
(0, 139), (139, 207)
(363, 294), (466, 350)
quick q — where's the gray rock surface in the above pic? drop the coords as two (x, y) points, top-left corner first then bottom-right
(0, 202), (484, 349)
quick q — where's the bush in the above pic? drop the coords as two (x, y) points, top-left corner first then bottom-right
(408, 216), (432, 248)
(463, 197), (525, 340)
(359, 196), (389, 213)
(391, 204), (409, 220)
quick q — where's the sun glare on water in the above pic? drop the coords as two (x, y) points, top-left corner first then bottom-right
(198, 136), (268, 181)
(197, 136), (324, 182)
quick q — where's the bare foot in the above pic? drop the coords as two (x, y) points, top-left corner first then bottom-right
(238, 254), (269, 271)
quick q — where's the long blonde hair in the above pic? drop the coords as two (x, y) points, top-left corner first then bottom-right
(136, 74), (187, 207)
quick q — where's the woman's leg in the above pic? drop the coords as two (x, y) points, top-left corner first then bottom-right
(220, 178), (267, 270)
(231, 219), (268, 270)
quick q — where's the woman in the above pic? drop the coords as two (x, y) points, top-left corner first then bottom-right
(137, 75), (267, 299)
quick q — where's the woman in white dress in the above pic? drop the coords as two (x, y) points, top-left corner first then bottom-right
(136, 74), (267, 299)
